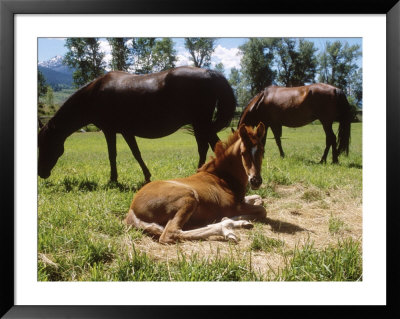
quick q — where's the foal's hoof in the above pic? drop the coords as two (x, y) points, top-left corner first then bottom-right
(225, 233), (238, 243)
(241, 221), (254, 229)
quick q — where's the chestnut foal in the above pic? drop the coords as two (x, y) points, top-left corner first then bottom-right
(125, 123), (266, 244)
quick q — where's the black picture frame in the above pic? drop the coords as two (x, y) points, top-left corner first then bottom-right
(1, 0), (399, 318)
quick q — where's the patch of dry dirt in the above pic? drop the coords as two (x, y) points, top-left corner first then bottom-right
(126, 183), (362, 274)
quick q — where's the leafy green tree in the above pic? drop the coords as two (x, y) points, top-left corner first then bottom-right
(275, 38), (317, 87)
(107, 38), (131, 71)
(228, 67), (240, 91)
(38, 70), (47, 98)
(350, 67), (362, 107)
(45, 85), (54, 107)
(64, 38), (105, 87)
(239, 38), (277, 96)
(214, 62), (225, 75)
(131, 38), (156, 74)
(131, 38), (176, 74)
(318, 41), (361, 90)
(275, 38), (298, 86)
(297, 39), (318, 85)
(152, 38), (177, 72)
(227, 67), (252, 111)
(184, 38), (216, 68)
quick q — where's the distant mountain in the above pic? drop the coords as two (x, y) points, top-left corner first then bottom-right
(38, 55), (74, 89)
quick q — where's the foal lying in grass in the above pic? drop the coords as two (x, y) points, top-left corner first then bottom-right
(125, 123), (267, 244)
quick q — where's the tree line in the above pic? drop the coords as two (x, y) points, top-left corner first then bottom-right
(38, 37), (362, 113)
(232, 38), (362, 111)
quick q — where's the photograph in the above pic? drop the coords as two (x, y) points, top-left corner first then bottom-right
(2, 2), (397, 316)
(37, 36), (363, 282)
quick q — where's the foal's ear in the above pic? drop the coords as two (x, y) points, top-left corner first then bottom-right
(239, 124), (249, 142)
(255, 122), (265, 139)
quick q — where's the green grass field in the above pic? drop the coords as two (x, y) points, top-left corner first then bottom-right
(38, 122), (362, 281)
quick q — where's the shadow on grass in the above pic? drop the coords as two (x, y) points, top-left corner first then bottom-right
(104, 179), (149, 192)
(59, 177), (149, 193)
(348, 162), (362, 169)
(263, 217), (312, 234)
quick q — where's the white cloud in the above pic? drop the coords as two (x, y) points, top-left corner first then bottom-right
(99, 39), (112, 71)
(211, 45), (243, 72)
(174, 44), (243, 75)
(98, 40), (243, 75)
(175, 49), (193, 67)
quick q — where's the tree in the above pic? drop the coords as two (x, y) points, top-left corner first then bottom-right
(227, 67), (252, 111)
(349, 67), (363, 107)
(184, 38), (216, 68)
(296, 39), (318, 85)
(45, 86), (54, 107)
(64, 38), (106, 87)
(318, 41), (361, 90)
(214, 62), (225, 75)
(131, 38), (176, 74)
(107, 38), (131, 71)
(228, 67), (240, 90)
(151, 38), (177, 72)
(275, 38), (298, 86)
(38, 70), (47, 98)
(275, 38), (317, 87)
(239, 38), (277, 96)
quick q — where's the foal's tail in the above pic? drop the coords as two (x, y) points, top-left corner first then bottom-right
(337, 90), (352, 156)
(209, 70), (236, 133)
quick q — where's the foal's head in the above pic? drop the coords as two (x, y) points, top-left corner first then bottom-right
(238, 122), (266, 189)
(38, 121), (64, 179)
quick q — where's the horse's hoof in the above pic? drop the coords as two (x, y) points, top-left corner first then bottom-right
(241, 221), (254, 229)
(225, 233), (238, 243)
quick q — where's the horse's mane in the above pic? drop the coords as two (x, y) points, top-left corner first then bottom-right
(197, 129), (240, 173)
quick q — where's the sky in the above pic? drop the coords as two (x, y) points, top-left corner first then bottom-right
(38, 37), (362, 76)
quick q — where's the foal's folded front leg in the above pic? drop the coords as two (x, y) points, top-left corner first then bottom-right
(244, 194), (263, 205)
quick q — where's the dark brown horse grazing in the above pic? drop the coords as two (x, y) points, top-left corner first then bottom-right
(239, 83), (352, 163)
(125, 123), (267, 244)
(38, 66), (236, 182)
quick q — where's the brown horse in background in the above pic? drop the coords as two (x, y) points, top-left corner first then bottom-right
(125, 123), (266, 244)
(38, 66), (236, 182)
(239, 83), (352, 163)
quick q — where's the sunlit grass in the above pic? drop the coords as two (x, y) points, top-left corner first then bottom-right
(38, 123), (362, 281)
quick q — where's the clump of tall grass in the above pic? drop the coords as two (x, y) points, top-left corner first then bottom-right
(275, 238), (362, 281)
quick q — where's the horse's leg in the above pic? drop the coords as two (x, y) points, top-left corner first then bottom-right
(103, 130), (118, 182)
(271, 125), (285, 158)
(193, 126), (209, 168)
(125, 209), (164, 237)
(208, 132), (220, 151)
(320, 122), (338, 164)
(121, 133), (151, 182)
(244, 194), (263, 205)
(171, 218), (254, 243)
(157, 191), (253, 243)
(158, 194), (199, 244)
(228, 202), (267, 222)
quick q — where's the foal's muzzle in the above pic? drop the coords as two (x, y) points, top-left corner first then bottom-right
(249, 176), (262, 189)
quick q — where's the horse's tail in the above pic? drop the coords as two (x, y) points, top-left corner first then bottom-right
(336, 89), (352, 156)
(209, 70), (236, 133)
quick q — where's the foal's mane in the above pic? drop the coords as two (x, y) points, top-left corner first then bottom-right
(197, 129), (241, 173)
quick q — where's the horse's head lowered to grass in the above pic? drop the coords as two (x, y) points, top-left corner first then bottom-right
(38, 120), (65, 179)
